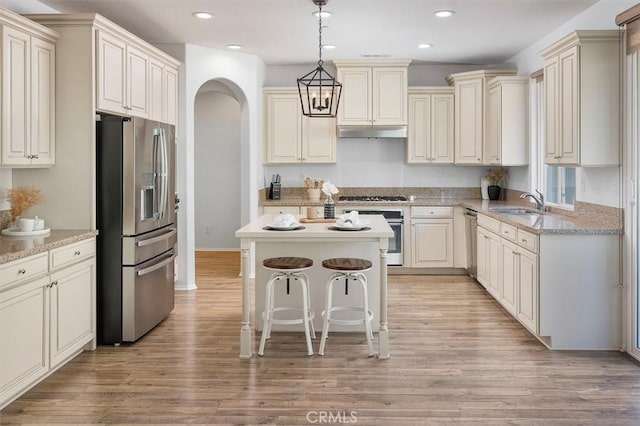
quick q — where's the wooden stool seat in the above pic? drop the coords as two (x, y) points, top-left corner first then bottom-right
(264, 257), (313, 270)
(322, 258), (372, 271)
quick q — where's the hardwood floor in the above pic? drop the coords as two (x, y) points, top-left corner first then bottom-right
(2, 251), (640, 424)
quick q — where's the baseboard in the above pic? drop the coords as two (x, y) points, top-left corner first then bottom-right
(388, 267), (469, 275)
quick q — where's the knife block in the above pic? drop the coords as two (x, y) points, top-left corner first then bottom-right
(268, 183), (281, 200)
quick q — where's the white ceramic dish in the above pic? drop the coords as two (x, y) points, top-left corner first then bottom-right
(329, 225), (370, 231)
(1, 228), (51, 237)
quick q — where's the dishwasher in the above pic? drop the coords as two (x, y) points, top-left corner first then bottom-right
(464, 208), (478, 278)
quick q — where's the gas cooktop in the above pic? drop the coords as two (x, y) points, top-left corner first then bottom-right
(339, 195), (407, 202)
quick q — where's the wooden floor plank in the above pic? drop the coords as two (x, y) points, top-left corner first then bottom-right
(2, 250), (640, 424)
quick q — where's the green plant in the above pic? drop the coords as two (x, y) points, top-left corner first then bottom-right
(485, 168), (507, 186)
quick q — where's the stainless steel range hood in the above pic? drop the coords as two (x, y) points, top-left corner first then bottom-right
(337, 125), (407, 139)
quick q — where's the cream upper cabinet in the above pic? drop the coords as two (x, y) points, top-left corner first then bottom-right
(446, 69), (516, 165)
(148, 56), (164, 122)
(485, 76), (528, 166)
(0, 12), (57, 168)
(335, 60), (410, 126)
(164, 64), (178, 126)
(407, 87), (454, 164)
(541, 30), (619, 166)
(264, 88), (335, 164)
(97, 30), (149, 118)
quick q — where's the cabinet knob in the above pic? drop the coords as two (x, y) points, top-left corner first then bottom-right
(74, 251), (81, 256)
(521, 238), (527, 243)
(33, 154), (39, 159)
(17, 268), (26, 274)
(477, 158), (481, 161)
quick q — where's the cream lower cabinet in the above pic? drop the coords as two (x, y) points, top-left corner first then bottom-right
(407, 88), (454, 164)
(1, 11), (57, 167)
(410, 207), (453, 268)
(263, 89), (336, 164)
(0, 238), (96, 410)
(476, 225), (501, 299)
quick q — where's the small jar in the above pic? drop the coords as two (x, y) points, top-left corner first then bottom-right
(324, 194), (335, 219)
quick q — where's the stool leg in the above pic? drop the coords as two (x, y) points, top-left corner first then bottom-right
(319, 274), (340, 356)
(356, 273), (375, 357)
(301, 272), (315, 339)
(259, 275), (277, 356)
(355, 272), (374, 341)
(298, 275), (314, 356)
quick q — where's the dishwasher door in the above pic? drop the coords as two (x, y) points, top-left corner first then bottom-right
(464, 209), (478, 278)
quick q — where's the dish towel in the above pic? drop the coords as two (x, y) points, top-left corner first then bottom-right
(272, 213), (299, 227)
(336, 211), (370, 227)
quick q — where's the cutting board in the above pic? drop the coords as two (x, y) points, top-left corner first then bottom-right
(299, 218), (336, 223)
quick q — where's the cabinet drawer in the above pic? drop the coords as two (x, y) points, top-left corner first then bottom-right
(478, 214), (501, 234)
(50, 238), (96, 271)
(517, 229), (538, 253)
(500, 223), (517, 242)
(411, 206), (453, 218)
(263, 206), (300, 215)
(0, 253), (48, 290)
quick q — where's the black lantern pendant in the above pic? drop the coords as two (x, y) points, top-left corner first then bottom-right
(297, 0), (342, 118)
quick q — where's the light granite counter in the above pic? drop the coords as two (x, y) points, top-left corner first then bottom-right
(0, 230), (98, 264)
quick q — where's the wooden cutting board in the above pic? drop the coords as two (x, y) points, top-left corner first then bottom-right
(299, 218), (337, 223)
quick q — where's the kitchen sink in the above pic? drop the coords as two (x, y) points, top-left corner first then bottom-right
(489, 207), (542, 215)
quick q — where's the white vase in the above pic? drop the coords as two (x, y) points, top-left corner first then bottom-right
(481, 178), (490, 200)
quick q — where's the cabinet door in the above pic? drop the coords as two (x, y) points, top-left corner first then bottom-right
(2, 26), (31, 165)
(0, 277), (49, 406)
(164, 65), (178, 126)
(96, 30), (126, 115)
(30, 37), (55, 166)
(431, 93), (454, 164)
(476, 227), (489, 288)
(148, 57), (164, 122)
(301, 116), (336, 163)
(517, 249), (538, 333)
(265, 94), (302, 163)
(49, 260), (94, 368)
(454, 78), (483, 164)
(337, 67), (371, 125)
(544, 56), (560, 164)
(558, 46), (579, 165)
(486, 231), (501, 299)
(411, 219), (453, 267)
(486, 85), (501, 165)
(499, 239), (518, 315)
(126, 45), (149, 118)
(407, 94), (430, 163)
(372, 67), (407, 125)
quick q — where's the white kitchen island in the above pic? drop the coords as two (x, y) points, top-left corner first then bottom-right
(235, 214), (394, 359)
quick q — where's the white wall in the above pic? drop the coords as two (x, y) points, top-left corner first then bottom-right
(194, 90), (241, 249)
(157, 42), (265, 290)
(504, 0), (636, 207)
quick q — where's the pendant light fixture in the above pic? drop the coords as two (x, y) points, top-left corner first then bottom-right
(297, 0), (342, 118)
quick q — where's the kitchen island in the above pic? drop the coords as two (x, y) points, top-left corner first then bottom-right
(235, 214), (394, 359)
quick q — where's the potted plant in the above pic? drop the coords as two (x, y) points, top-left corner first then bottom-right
(484, 168), (507, 200)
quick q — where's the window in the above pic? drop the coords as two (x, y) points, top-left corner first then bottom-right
(533, 75), (575, 209)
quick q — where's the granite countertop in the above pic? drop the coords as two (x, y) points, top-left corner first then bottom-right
(261, 196), (622, 235)
(0, 230), (98, 264)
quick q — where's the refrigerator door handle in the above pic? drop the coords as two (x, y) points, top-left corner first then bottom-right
(136, 252), (177, 277)
(152, 128), (161, 219)
(136, 228), (177, 247)
(157, 128), (169, 220)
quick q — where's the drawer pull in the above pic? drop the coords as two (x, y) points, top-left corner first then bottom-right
(51, 280), (58, 286)
(17, 268), (26, 275)
(74, 251), (81, 256)
(504, 230), (510, 235)
(521, 238), (527, 243)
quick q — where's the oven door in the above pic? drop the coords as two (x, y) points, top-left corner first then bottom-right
(387, 220), (403, 266)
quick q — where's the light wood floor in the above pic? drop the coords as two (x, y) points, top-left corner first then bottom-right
(2, 251), (640, 424)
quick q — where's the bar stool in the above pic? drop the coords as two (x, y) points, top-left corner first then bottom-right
(259, 257), (315, 356)
(319, 258), (374, 357)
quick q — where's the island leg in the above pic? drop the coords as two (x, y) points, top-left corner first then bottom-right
(378, 244), (390, 359)
(240, 239), (252, 358)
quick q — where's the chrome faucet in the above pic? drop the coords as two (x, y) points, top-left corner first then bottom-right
(520, 189), (545, 212)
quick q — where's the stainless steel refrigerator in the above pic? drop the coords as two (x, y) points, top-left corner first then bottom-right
(96, 114), (177, 344)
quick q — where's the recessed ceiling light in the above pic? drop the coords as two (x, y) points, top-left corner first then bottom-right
(226, 44), (242, 50)
(323, 44), (336, 50)
(434, 10), (455, 18)
(312, 10), (332, 18)
(418, 43), (433, 49)
(193, 12), (213, 19)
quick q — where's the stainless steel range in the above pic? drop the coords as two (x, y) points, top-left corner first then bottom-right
(339, 195), (406, 266)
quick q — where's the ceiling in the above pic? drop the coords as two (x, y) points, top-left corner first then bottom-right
(3, 0), (601, 66)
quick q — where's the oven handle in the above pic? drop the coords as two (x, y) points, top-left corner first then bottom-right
(137, 253), (176, 276)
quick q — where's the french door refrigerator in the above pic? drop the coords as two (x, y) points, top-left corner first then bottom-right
(96, 114), (177, 344)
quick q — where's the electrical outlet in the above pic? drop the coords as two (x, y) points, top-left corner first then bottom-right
(205, 226), (211, 234)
